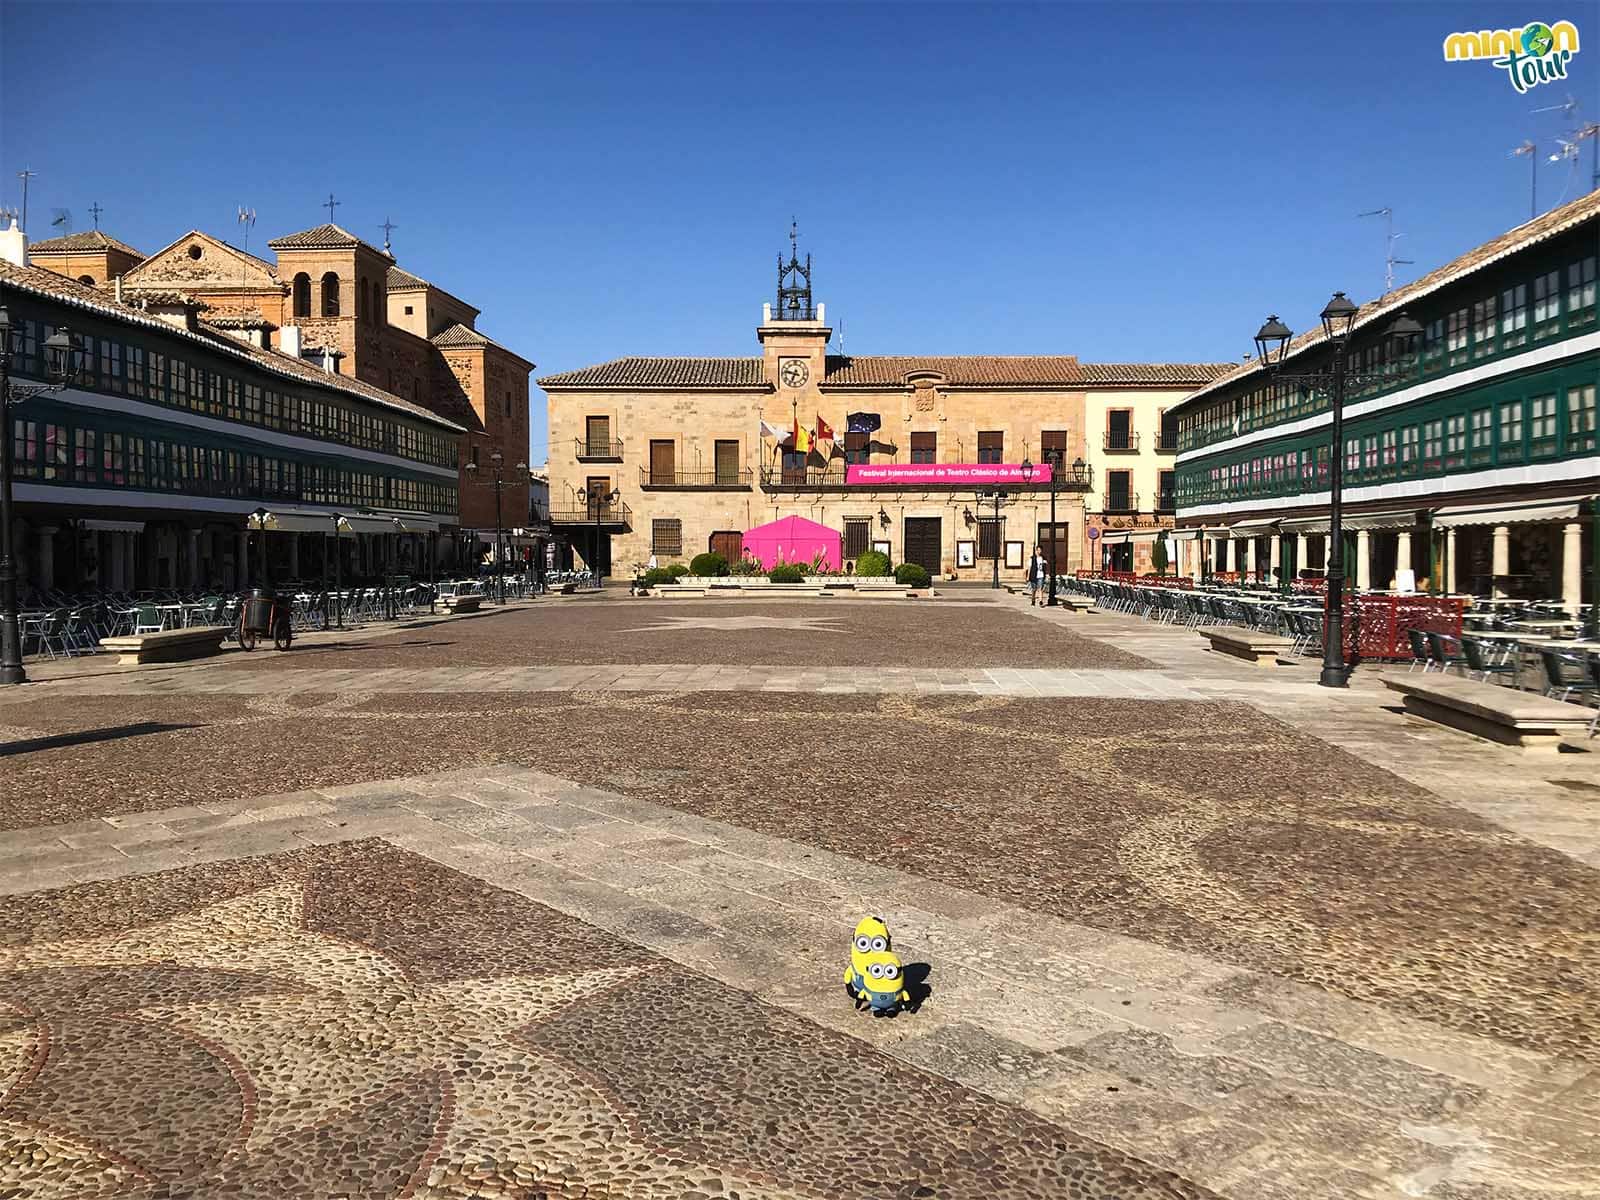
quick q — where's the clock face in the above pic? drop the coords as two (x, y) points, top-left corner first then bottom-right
(780, 359), (809, 389)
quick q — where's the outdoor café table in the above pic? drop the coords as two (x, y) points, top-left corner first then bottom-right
(1508, 619), (1578, 635)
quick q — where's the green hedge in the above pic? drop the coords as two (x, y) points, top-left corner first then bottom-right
(667, 562), (690, 578)
(689, 552), (728, 577)
(642, 567), (677, 586)
(854, 549), (891, 577)
(768, 563), (806, 583)
(894, 562), (932, 588)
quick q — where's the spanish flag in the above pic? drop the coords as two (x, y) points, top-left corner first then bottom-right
(792, 419), (813, 454)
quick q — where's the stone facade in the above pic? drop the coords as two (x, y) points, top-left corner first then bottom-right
(544, 293), (1227, 582)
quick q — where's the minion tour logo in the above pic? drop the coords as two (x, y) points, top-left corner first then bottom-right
(1443, 20), (1581, 92)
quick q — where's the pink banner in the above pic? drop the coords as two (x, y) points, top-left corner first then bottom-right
(843, 462), (1052, 486)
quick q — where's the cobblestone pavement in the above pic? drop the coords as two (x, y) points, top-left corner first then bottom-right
(2, 597), (1598, 1200)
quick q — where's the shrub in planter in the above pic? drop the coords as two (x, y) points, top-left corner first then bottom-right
(667, 562), (690, 578)
(855, 549), (891, 577)
(768, 563), (806, 584)
(642, 566), (677, 586)
(728, 554), (764, 577)
(894, 562), (932, 588)
(689, 551), (729, 577)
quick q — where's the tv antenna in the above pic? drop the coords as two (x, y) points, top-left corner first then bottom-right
(1533, 93), (1599, 194)
(1509, 141), (1539, 220)
(49, 208), (72, 234)
(237, 206), (257, 254)
(1357, 207), (1414, 294)
(16, 168), (35, 232)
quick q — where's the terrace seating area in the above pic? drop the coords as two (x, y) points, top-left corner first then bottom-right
(15, 571), (548, 664)
(1061, 574), (1600, 738)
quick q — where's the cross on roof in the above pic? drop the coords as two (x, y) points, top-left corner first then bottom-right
(380, 216), (398, 251)
(789, 218), (798, 257)
(324, 192), (340, 221)
(89, 202), (103, 231)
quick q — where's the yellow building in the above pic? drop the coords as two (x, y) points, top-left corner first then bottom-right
(540, 241), (1229, 581)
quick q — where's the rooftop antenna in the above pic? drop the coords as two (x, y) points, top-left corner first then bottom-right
(237, 206), (257, 254)
(380, 216), (397, 253)
(88, 202), (104, 231)
(837, 317), (845, 356)
(1357, 207), (1414, 295)
(1510, 141), (1538, 220)
(49, 208), (72, 234)
(1533, 92), (1600, 193)
(16, 168), (35, 232)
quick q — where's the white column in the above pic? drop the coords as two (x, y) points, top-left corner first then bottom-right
(1492, 525), (1511, 598)
(1395, 530), (1412, 587)
(1269, 535), (1281, 581)
(1445, 529), (1458, 593)
(1562, 522), (1583, 613)
(1355, 529), (1371, 590)
(35, 527), (56, 591)
(237, 531), (250, 590)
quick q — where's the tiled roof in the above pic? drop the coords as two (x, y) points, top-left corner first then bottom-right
(823, 355), (1086, 387)
(431, 322), (535, 370)
(0, 259), (461, 432)
(386, 264), (428, 291)
(205, 311), (277, 330)
(26, 230), (144, 258)
(267, 222), (390, 257)
(1177, 187), (1600, 411)
(1078, 362), (1236, 386)
(126, 291), (211, 311)
(538, 357), (767, 389)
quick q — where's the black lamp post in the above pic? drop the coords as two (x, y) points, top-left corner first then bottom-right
(984, 488), (1009, 589)
(1252, 296), (1422, 688)
(465, 449), (528, 605)
(577, 483), (619, 590)
(0, 309), (82, 686)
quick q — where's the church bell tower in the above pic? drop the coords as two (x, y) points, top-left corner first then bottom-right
(759, 223), (830, 404)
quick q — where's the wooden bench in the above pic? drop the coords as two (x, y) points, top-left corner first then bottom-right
(1382, 673), (1592, 752)
(1201, 627), (1295, 667)
(441, 595), (481, 614)
(98, 626), (229, 665)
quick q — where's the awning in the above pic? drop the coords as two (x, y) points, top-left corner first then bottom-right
(248, 509), (336, 533)
(1279, 509), (1418, 534)
(1170, 529), (1205, 541)
(76, 519), (145, 533)
(339, 514), (401, 535)
(1432, 497), (1590, 529)
(1228, 517), (1280, 533)
(387, 514), (441, 533)
(1100, 529), (1163, 545)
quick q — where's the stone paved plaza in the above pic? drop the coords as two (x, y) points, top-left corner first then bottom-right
(2, 594), (1597, 1200)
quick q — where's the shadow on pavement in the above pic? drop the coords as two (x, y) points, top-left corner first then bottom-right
(1, 721), (202, 757)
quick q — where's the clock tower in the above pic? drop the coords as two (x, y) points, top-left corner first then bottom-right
(759, 224), (831, 417)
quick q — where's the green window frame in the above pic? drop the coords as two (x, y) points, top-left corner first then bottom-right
(1468, 407), (1493, 466)
(1568, 256), (1596, 329)
(1532, 269), (1562, 339)
(1528, 393), (1558, 457)
(1497, 401), (1524, 464)
(1499, 284), (1528, 349)
(1470, 296), (1496, 359)
(1569, 383), (1596, 452)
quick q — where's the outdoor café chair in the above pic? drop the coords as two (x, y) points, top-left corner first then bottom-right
(133, 604), (163, 635)
(1406, 628), (1432, 671)
(1425, 631), (1467, 675)
(1461, 637), (1517, 685)
(1539, 649), (1590, 703)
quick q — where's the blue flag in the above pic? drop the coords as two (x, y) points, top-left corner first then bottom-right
(846, 412), (881, 434)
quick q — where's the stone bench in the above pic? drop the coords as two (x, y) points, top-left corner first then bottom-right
(1382, 673), (1592, 752)
(98, 626), (229, 665)
(1201, 627), (1295, 667)
(441, 595), (481, 614)
(1056, 595), (1096, 612)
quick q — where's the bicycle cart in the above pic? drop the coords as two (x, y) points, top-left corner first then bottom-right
(237, 588), (293, 652)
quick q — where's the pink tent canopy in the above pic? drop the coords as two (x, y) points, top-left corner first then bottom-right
(741, 515), (842, 571)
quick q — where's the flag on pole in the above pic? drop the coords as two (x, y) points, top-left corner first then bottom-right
(759, 419), (787, 441)
(815, 415), (835, 442)
(846, 411), (881, 434)
(791, 418), (813, 454)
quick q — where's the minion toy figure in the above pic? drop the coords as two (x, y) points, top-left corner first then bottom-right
(857, 950), (911, 1017)
(844, 916), (891, 1007)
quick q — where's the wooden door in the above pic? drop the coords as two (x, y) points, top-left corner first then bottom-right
(710, 530), (742, 562)
(585, 475), (610, 518)
(649, 440), (675, 486)
(585, 416), (611, 456)
(714, 440), (740, 485)
(903, 517), (941, 575)
(1038, 523), (1072, 572)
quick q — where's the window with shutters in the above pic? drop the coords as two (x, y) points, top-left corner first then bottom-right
(910, 431), (936, 464)
(844, 518), (870, 559)
(652, 519), (682, 556)
(1040, 429), (1067, 469)
(977, 430), (1003, 464)
(1106, 469), (1132, 511)
(845, 430), (869, 464)
(1106, 410), (1133, 451)
(714, 439), (740, 484)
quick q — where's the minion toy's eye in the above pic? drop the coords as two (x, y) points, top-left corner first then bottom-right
(868, 963), (885, 979)
(883, 963), (899, 980)
(869, 936), (887, 952)
(855, 936), (872, 952)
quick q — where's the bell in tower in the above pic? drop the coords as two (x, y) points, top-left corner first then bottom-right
(775, 220), (813, 322)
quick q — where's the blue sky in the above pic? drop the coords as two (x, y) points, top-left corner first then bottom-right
(4, 1), (1596, 464)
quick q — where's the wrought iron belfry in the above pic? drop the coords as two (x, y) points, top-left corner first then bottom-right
(775, 220), (814, 321)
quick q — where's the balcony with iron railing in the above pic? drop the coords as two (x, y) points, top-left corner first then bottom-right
(1102, 491), (1139, 514)
(1155, 432), (1179, 452)
(1103, 432), (1140, 453)
(640, 467), (752, 490)
(574, 438), (624, 462)
(1155, 490), (1176, 513)
(549, 501), (632, 528)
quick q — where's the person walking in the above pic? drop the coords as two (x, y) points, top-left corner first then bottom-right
(1028, 545), (1048, 606)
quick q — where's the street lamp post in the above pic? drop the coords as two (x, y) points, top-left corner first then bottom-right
(985, 488), (1008, 589)
(577, 484), (620, 590)
(464, 450), (528, 605)
(1252, 296), (1422, 689)
(0, 309), (82, 686)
